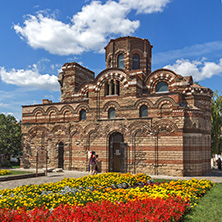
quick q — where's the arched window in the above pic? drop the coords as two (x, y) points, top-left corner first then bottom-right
(80, 109), (86, 121)
(140, 105), (148, 117)
(117, 54), (124, 69)
(49, 111), (56, 122)
(108, 107), (115, 119)
(156, 81), (169, 92)
(105, 80), (120, 96)
(35, 112), (42, 123)
(133, 54), (140, 70)
(64, 110), (71, 121)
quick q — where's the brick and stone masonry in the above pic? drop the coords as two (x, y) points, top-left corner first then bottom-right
(21, 36), (212, 176)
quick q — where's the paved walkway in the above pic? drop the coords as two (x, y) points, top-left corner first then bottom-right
(0, 170), (90, 190)
(0, 169), (222, 190)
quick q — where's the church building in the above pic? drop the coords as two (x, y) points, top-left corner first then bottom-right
(21, 36), (212, 176)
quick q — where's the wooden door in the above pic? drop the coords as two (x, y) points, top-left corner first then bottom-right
(109, 132), (124, 172)
(113, 142), (121, 172)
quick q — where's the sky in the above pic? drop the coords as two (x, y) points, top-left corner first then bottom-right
(0, 0), (222, 121)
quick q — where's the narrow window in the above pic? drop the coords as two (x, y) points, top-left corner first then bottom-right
(156, 81), (169, 92)
(110, 80), (114, 95)
(105, 82), (109, 96)
(108, 107), (115, 119)
(116, 81), (120, 95)
(133, 54), (140, 70)
(80, 109), (86, 121)
(117, 54), (124, 69)
(140, 105), (148, 117)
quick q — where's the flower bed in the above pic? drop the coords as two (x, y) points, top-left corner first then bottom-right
(0, 170), (11, 176)
(0, 198), (188, 222)
(0, 173), (214, 221)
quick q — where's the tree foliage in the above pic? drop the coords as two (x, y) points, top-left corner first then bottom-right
(0, 114), (22, 163)
(211, 91), (222, 154)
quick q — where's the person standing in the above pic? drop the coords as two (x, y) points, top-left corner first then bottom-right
(217, 158), (221, 170)
(88, 151), (92, 172)
(89, 153), (96, 174)
(94, 154), (100, 174)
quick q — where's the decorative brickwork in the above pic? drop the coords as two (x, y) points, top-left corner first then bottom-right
(21, 37), (212, 176)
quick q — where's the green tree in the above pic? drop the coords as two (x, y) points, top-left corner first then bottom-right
(211, 91), (222, 154)
(0, 114), (22, 166)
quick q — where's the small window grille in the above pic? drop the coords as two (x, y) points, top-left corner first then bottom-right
(156, 82), (168, 92)
(140, 105), (148, 117)
(80, 109), (86, 120)
(108, 107), (115, 119)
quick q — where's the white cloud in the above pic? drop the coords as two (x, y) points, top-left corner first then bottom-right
(0, 103), (7, 107)
(43, 94), (55, 101)
(14, 0), (171, 55)
(1, 112), (14, 116)
(14, 14), (84, 55)
(1, 112), (21, 121)
(153, 41), (222, 65)
(0, 65), (59, 91)
(164, 58), (222, 81)
(119, 0), (171, 14)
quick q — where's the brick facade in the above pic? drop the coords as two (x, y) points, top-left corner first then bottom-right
(21, 36), (212, 176)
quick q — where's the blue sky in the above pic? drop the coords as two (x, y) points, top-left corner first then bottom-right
(0, 0), (222, 120)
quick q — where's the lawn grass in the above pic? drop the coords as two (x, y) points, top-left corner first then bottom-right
(9, 170), (33, 175)
(0, 170), (32, 176)
(183, 183), (222, 222)
(154, 178), (222, 221)
(11, 166), (21, 169)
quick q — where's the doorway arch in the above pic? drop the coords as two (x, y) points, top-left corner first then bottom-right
(58, 142), (64, 169)
(109, 132), (126, 172)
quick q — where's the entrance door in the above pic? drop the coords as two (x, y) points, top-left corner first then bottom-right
(113, 142), (121, 172)
(58, 142), (64, 169)
(109, 132), (125, 172)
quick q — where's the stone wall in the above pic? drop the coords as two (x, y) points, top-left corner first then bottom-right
(21, 36), (212, 176)
(105, 37), (152, 76)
